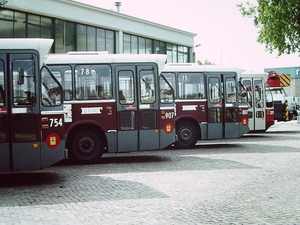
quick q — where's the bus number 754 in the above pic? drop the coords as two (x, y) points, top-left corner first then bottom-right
(49, 118), (63, 127)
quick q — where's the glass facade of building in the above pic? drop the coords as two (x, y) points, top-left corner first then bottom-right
(0, 9), (190, 62)
(123, 34), (189, 63)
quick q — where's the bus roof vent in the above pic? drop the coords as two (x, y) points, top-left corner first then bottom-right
(66, 51), (109, 55)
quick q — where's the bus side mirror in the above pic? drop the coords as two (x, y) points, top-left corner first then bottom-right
(18, 68), (25, 85)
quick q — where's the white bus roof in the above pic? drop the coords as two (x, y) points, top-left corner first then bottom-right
(45, 53), (167, 73)
(0, 39), (53, 67)
(162, 63), (243, 74)
(240, 72), (268, 80)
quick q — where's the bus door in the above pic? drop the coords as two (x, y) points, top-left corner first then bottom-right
(243, 78), (265, 131)
(253, 79), (266, 130)
(116, 65), (160, 152)
(207, 73), (239, 139)
(0, 53), (42, 172)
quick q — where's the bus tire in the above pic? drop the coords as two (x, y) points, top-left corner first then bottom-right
(174, 120), (199, 149)
(70, 129), (104, 164)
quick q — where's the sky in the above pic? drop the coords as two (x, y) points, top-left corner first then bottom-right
(75, 0), (299, 71)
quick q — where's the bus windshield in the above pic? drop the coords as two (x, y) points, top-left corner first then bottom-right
(238, 81), (249, 104)
(41, 67), (63, 106)
(159, 74), (174, 103)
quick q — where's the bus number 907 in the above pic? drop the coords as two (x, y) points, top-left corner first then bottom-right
(165, 112), (174, 119)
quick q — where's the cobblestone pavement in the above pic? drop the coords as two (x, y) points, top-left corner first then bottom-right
(1, 121), (300, 224)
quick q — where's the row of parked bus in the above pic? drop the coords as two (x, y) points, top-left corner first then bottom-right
(0, 39), (275, 172)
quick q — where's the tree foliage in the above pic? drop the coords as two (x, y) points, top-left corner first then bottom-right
(237, 0), (300, 55)
(197, 60), (216, 65)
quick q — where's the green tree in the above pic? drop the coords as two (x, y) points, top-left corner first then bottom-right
(197, 60), (216, 65)
(237, 0), (300, 55)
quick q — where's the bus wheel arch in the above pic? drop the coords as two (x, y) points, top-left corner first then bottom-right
(174, 119), (200, 149)
(67, 125), (106, 164)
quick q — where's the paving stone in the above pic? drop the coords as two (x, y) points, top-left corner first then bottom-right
(0, 121), (300, 224)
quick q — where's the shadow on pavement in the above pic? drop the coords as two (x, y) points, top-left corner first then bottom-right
(0, 172), (62, 187)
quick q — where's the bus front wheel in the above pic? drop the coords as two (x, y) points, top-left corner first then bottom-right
(70, 129), (104, 164)
(174, 121), (199, 149)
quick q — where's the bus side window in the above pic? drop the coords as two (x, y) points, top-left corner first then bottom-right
(243, 80), (252, 108)
(254, 80), (264, 108)
(225, 77), (237, 103)
(75, 66), (96, 100)
(98, 66), (112, 100)
(140, 70), (155, 104)
(209, 77), (220, 103)
(118, 70), (134, 105)
(178, 73), (205, 99)
(119, 90), (126, 100)
(75, 65), (112, 100)
(64, 70), (73, 100)
(178, 73), (189, 99)
(87, 78), (97, 99)
(13, 60), (36, 106)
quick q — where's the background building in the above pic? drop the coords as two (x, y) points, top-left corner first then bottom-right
(0, 0), (196, 63)
(264, 66), (300, 97)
